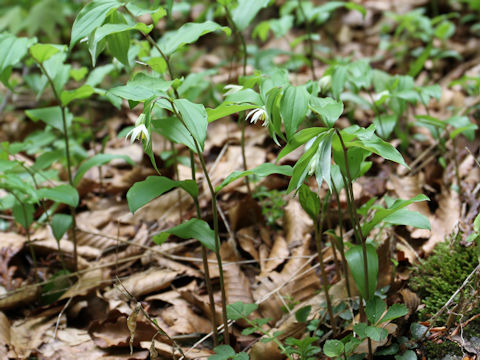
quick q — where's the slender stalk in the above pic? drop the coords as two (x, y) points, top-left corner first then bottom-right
(190, 150), (219, 346)
(314, 196), (336, 334)
(171, 104), (230, 345)
(38, 62), (78, 272)
(335, 128), (373, 360)
(452, 136), (462, 195)
(222, 4), (252, 195)
(171, 141), (183, 222)
(331, 180), (352, 298)
(297, 0), (317, 80)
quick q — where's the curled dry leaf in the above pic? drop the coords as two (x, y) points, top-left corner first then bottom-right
(0, 284), (41, 311)
(283, 198), (313, 246)
(237, 227), (260, 261)
(9, 308), (58, 358)
(105, 268), (178, 300)
(89, 309), (159, 349)
(60, 268), (107, 300)
(260, 234), (289, 277)
(0, 311), (9, 358)
(160, 299), (212, 335)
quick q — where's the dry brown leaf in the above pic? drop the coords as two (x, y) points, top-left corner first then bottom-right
(423, 187), (460, 254)
(0, 232), (26, 255)
(88, 310), (159, 349)
(228, 196), (263, 231)
(105, 268), (178, 300)
(0, 284), (40, 311)
(283, 198), (313, 246)
(9, 308), (58, 358)
(260, 235), (289, 277)
(160, 299), (212, 335)
(237, 227), (259, 261)
(60, 268), (107, 300)
(140, 339), (212, 360)
(0, 311), (9, 358)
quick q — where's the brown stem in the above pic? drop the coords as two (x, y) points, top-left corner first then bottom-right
(297, 0), (317, 80)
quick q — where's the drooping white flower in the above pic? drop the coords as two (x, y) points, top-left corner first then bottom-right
(126, 114), (150, 144)
(373, 90), (390, 104)
(246, 106), (269, 127)
(224, 84), (243, 96)
(318, 75), (331, 93)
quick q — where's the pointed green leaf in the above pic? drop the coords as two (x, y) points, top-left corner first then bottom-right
(216, 163), (292, 192)
(207, 103), (257, 123)
(380, 303), (408, 323)
(173, 99), (208, 152)
(366, 296), (386, 325)
(345, 244), (378, 300)
(154, 218), (215, 251)
(299, 185), (320, 220)
(12, 201), (34, 229)
(365, 325), (388, 342)
(226, 301), (258, 321)
(277, 127), (327, 161)
(161, 21), (231, 55)
(0, 33), (36, 75)
(70, 0), (122, 48)
(231, 0), (270, 31)
(280, 85), (309, 139)
(25, 106), (73, 133)
(309, 96), (343, 128)
(383, 209), (431, 230)
(51, 214), (73, 241)
(30, 43), (62, 63)
(127, 176), (198, 213)
(60, 85), (94, 106)
(37, 184), (79, 207)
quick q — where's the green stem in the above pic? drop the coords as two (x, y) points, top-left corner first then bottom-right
(38, 62), (78, 272)
(314, 195), (336, 334)
(171, 103), (230, 345)
(190, 150), (219, 346)
(297, 0), (317, 80)
(331, 180), (352, 298)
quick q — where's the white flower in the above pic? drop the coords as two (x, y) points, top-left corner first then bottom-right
(373, 90), (390, 104)
(126, 114), (150, 144)
(318, 75), (331, 93)
(224, 84), (243, 96)
(246, 106), (269, 127)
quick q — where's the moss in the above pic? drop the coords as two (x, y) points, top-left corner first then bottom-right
(422, 340), (462, 359)
(409, 235), (478, 321)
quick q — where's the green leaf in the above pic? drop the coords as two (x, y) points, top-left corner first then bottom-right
(216, 163), (292, 192)
(30, 43), (62, 63)
(37, 184), (79, 207)
(60, 85), (94, 106)
(299, 185), (320, 219)
(155, 218), (216, 251)
(295, 305), (311, 323)
(366, 296), (386, 325)
(108, 72), (171, 101)
(231, 0), (270, 31)
(345, 244), (378, 300)
(70, 0), (122, 48)
(73, 153), (135, 186)
(395, 350), (417, 360)
(25, 106), (73, 133)
(347, 135), (408, 168)
(51, 214), (73, 242)
(127, 176), (198, 213)
(323, 339), (344, 357)
(309, 96), (343, 127)
(474, 213), (480, 232)
(277, 127), (327, 160)
(153, 117), (196, 153)
(365, 325), (388, 341)
(382, 209), (431, 230)
(332, 65), (347, 99)
(173, 99), (208, 152)
(161, 21), (231, 55)
(380, 303), (408, 323)
(147, 57), (167, 74)
(361, 195), (430, 236)
(408, 43), (432, 78)
(227, 301), (258, 321)
(209, 345), (235, 360)
(280, 85), (309, 139)
(12, 201), (34, 229)
(0, 33), (36, 75)
(207, 103), (258, 123)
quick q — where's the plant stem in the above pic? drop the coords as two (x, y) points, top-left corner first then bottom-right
(297, 0), (317, 80)
(38, 62), (78, 272)
(335, 128), (373, 360)
(171, 103), (230, 345)
(314, 196), (336, 334)
(190, 150), (219, 346)
(331, 180), (352, 298)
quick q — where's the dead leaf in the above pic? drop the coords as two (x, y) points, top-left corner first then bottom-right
(260, 235), (289, 277)
(0, 284), (41, 311)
